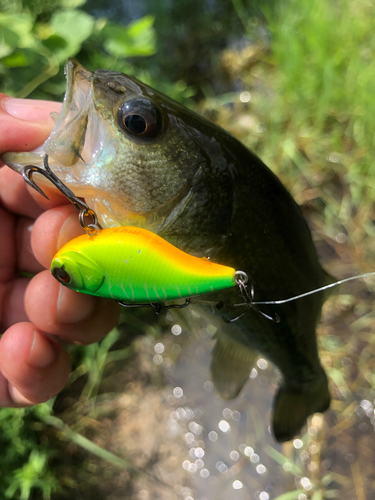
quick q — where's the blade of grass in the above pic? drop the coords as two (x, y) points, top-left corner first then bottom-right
(41, 414), (131, 468)
(40, 415), (174, 490)
(351, 461), (366, 500)
(263, 444), (303, 476)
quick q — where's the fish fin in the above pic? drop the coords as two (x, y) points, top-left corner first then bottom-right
(210, 332), (258, 400)
(272, 373), (330, 442)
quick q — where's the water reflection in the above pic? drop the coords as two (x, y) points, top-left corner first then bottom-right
(158, 317), (280, 499)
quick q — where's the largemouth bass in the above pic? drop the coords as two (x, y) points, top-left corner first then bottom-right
(3, 58), (331, 442)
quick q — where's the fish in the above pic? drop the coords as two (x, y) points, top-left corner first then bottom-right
(3, 58), (331, 442)
(51, 225), (239, 302)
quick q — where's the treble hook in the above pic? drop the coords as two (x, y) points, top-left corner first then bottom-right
(22, 155), (100, 235)
(118, 298), (190, 315)
(223, 273), (280, 324)
(23, 154), (87, 211)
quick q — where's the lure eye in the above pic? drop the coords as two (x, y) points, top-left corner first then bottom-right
(118, 98), (163, 140)
(53, 267), (71, 284)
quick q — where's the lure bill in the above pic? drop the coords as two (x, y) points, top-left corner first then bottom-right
(51, 226), (241, 303)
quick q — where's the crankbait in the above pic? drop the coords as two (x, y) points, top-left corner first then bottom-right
(51, 226), (245, 303)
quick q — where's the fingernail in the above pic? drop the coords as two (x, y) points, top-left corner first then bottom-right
(3, 97), (60, 122)
(57, 285), (95, 324)
(27, 330), (57, 369)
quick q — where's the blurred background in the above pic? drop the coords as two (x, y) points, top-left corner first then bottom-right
(1, 0), (375, 498)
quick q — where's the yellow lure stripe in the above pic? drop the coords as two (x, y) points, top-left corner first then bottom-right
(51, 226), (237, 302)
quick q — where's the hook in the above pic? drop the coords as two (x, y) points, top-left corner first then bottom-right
(23, 155), (84, 209)
(118, 299), (190, 315)
(223, 275), (280, 324)
(22, 155), (100, 235)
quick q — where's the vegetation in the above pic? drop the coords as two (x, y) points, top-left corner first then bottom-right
(1, 0), (375, 498)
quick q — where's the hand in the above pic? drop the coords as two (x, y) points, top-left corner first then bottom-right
(0, 94), (121, 406)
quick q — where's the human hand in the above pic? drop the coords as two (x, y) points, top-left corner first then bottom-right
(0, 94), (121, 406)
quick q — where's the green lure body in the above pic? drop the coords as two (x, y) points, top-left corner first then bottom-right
(51, 226), (236, 302)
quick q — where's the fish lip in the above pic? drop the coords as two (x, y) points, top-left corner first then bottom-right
(50, 57), (91, 129)
(64, 58), (93, 115)
(43, 58), (94, 166)
(59, 58), (76, 124)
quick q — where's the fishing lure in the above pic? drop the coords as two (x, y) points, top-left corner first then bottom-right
(51, 226), (245, 303)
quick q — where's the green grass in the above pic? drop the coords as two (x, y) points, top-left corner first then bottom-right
(276, 0), (375, 218)
(255, 0), (375, 245)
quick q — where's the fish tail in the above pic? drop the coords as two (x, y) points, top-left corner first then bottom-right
(272, 372), (330, 442)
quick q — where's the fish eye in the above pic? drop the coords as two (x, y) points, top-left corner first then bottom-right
(118, 98), (163, 140)
(53, 267), (71, 284)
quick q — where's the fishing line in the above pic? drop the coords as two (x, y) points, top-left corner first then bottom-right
(234, 271), (375, 307)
